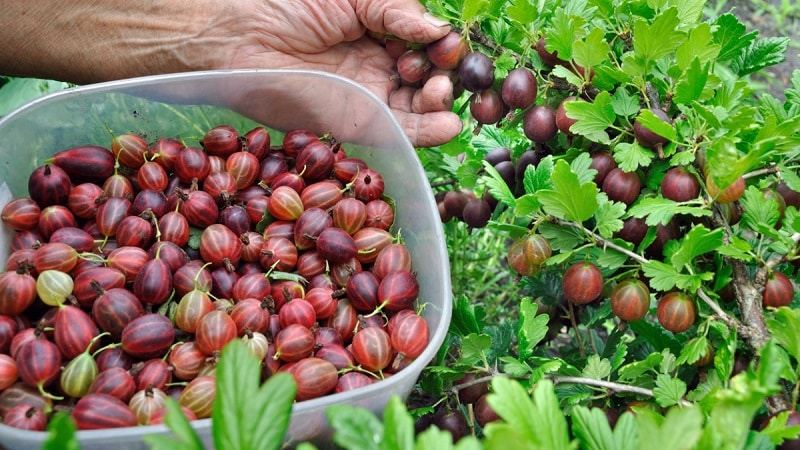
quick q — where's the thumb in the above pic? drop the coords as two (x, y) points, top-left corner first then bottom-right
(353, 0), (451, 44)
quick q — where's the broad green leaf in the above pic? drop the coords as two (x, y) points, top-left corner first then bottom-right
(506, 0), (539, 26)
(486, 378), (572, 450)
(462, 0), (490, 20)
(539, 222), (585, 252)
(451, 295), (485, 336)
(674, 58), (711, 105)
(635, 109), (677, 142)
(518, 298), (549, 360)
(616, 351), (664, 381)
(564, 91), (616, 143)
(652, 374), (687, 407)
(676, 335), (710, 366)
(757, 339), (790, 391)
(214, 340), (296, 450)
(570, 407), (619, 450)
(500, 355), (534, 378)
(781, 164), (800, 193)
(483, 423), (537, 450)
(573, 27), (611, 71)
(627, 196), (710, 226)
(675, 23), (720, 70)
(328, 404), (384, 450)
(482, 162), (517, 208)
(613, 142), (654, 173)
(637, 405), (703, 450)
(415, 426), (456, 450)
(593, 197), (626, 238)
(712, 14), (757, 61)
(610, 88), (640, 118)
(760, 411), (800, 446)
(535, 159), (599, 222)
(570, 152), (598, 185)
(632, 8), (686, 63)
(766, 306), (800, 361)
(0, 78), (70, 117)
(740, 186), (782, 230)
(524, 155), (555, 194)
(672, 0), (705, 25)
(43, 413), (81, 450)
(669, 226), (724, 269)
(544, 7), (581, 61)
(383, 396), (414, 450)
(628, 319), (682, 355)
(581, 354), (611, 380)
(642, 259), (712, 292)
(552, 64), (585, 88)
(731, 37), (790, 77)
(461, 333), (493, 366)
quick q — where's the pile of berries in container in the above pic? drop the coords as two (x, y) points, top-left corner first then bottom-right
(0, 123), (430, 431)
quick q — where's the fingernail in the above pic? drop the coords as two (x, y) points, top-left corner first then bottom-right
(423, 12), (450, 28)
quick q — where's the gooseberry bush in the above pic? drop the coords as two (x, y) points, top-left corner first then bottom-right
(401, 0), (800, 448)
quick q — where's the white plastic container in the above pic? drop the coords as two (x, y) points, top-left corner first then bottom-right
(0, 70), (452, 449)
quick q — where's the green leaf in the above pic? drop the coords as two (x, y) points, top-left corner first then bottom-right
(487, 321), (515, 363)
(0, 78), (71, 116)
(415, 426), (457, 450)
(535, 159), (599, 222)
(564, 91), (616, 143)
(740, 186), (782, 230)
(632, 8), (686, 63)
(461, 333), (493, 366)
(581, 354), (611, 380)
(506, 0), (539, 26)
(676, 335), (710, 366)
(483, 162), (517, 208)
(760, 411), (800, 446)
(675, 23), (720, 71)
(712, 14), (757, 61)
(524, 154), (555, 194)
(617, 351), (664, 382)
(486, 378), (571, 450)
(637, 405), (703, 450)
(462, 0), (490, 20)
(610, 88), (641, 118)
(383, 396), (414, 450)
(613, 142), (654, 173)
(731, 37), (790, 77)
(674, 58), (711, 106)
(642, 259), (712, 292)
(673, 0), (705, 25)
(627, 196), (710, 226)
(635, 109), (677, 142)
(213, 340), (296, 450)
(573, 27), (611, 71)
(544, 7), (582, 61)
(652, 374), (687, 407)
(518, 298), (549, 360)
(571, 406), (625, 450)
(593, 196), (626, 238)
(451, 295), (485, 336)
(668, 225), (724, 269)
(766, 307), (800, 361)
(570, 152), (598, 185)
(628, 320), (682, 355)
(328, 404), (384, 450)
(42, 413), (81, 450)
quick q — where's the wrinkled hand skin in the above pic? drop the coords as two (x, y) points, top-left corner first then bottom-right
(0, 0), (462, 147)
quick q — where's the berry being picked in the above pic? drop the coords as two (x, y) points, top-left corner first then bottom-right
(396, 49), (432, 84)
(426, 31), (469, 70)
(470, 89), (506, 125)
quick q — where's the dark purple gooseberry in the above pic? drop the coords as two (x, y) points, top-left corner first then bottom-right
(523, 106), (558, 144)
(458, 52), (495, 92)
(501, 67), (537, 110)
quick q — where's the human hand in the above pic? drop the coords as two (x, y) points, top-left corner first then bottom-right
(226, 0), (463, 147)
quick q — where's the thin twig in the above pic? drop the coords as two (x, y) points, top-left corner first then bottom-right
(548, 375), (693, 407)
